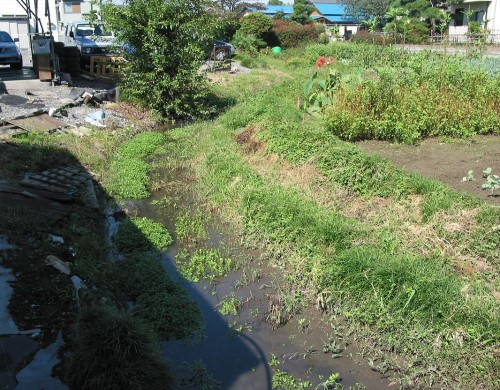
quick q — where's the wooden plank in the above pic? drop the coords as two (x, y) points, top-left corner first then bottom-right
(8, 114), (68, 132)
(4, 183), (75, 202)
(0, 192), (70, 219)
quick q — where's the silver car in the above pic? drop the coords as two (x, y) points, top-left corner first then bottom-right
(0, 31), (22, 69)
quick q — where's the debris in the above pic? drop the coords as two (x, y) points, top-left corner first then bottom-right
(7, 114), (69, 132)
(45, 255), (71, 275)
(85, 110), (106, 128)
(21, 166), (93, 198)
(48, 234), (64, 244)
(70, 275), (86, 290)
(82, 180), (100, 209)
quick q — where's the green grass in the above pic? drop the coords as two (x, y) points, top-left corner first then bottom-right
(66, 305), (173, 390)
(106, 132), (165, 199)
(176, 248), (233, 283)
(114, 217), (173, 252)
(158, 45), (500, 388)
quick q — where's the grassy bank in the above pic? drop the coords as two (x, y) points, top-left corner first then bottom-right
(156, 46), (500, 388)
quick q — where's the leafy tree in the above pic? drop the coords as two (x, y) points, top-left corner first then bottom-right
(291, 0), (313, 25)
(239, 12), (273, 36)
(95, 0), (217, 119)
(344, 0), (391, 19)
(268, 0), (285, 5)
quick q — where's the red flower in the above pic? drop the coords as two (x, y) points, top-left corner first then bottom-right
(315, 56), (336, 68)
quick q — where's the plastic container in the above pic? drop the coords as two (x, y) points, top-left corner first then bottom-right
(271, 46), (282, 55)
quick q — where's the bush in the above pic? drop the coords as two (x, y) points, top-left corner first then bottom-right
(268, 20), (319, 48)
(318, 32), (330, 44)
(239, 12), (273, 36)
(99, 0), (215, 119)
(66, 305), (173, 390)
(350, 31), (390, 46)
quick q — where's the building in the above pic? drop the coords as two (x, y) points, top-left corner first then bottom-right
(309, 0), (360, 37)
(448, 0), (500, 41)
(0, 0), (101, 49)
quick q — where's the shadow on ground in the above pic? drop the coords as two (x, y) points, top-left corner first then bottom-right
(0, 140), (265, 389)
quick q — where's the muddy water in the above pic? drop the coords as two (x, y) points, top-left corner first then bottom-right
(135, 196), (391, 389)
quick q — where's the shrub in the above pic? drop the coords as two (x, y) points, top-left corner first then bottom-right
(66, 305), (173, 390)
(269, 20), (319, 48)
(350, 31), (390, 46)
(239, 12), (273, 36)
(318, 32), (330, 44)
(98, 0), (215, 118)
(232, 31), (266, 55)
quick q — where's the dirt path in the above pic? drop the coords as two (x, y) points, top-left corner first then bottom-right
(356, 135), (500, 204)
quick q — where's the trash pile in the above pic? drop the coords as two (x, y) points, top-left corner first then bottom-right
(0, 86), (127, 138)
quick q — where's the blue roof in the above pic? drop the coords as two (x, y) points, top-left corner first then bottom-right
(262, 5), (294, 16)
(313, 3), (357, 23)
(314, 4), (347, 16)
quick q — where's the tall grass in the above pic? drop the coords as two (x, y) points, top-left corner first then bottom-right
(305, 43), (500, 143)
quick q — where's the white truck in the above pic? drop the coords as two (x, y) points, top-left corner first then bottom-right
(63, 20), (118, 66)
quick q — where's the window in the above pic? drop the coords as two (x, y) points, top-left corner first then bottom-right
(455, 8), (464, 26)
(64, 2), (81, 14)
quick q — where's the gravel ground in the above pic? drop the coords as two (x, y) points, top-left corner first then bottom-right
(0, 81), (128, 128)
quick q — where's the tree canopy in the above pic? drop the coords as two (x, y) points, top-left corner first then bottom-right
(96, 0), (217, 119)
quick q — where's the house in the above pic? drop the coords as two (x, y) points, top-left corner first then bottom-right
(309, 1), (360, 37)
(247, 2), (360, 38)
(448, 0), (500, 42)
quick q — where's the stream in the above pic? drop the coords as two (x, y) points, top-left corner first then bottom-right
(131, 194), (391, 389)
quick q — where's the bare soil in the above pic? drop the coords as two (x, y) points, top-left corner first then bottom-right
(356, 135), (500, 204)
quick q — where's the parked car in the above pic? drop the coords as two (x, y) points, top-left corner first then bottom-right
(63, 20), (120, 65)
(0, 31), (22, 70)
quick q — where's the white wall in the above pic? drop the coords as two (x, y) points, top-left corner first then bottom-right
(449, 0), (500, 33)
(0, 0), (59, 48)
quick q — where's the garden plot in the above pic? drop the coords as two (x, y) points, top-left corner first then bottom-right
(357, 135), (500, 204)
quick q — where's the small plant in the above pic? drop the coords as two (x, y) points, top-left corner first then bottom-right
(217, 293), (242, 316)
(298, 317), (309, 334)
(481, 167), (500, 194)
(269, 353), (280, 366)
(462, 170), (475, 182)
(316, 373), (342, 390)
(303, 68), (340, 117)
(272, 369), (312, 389)
(177, 248), (233, 283)
(175, 210), (208, 245)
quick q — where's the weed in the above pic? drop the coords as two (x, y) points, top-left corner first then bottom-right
(481, 167), (500, 194)
(217, 293), (242, 316)
(462, 170), (475, 182)
(114, 217), (173, 252)
(298, 317), (309, 334)
(269, 353), (280, 366)
(177, 248), (233, 283)
(106, 132), (165, 199)
(175, 210), (208, 245)
(316, 373), (342, 390)
(272, 369), (312, 389)
(66, 305), (173, 390)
